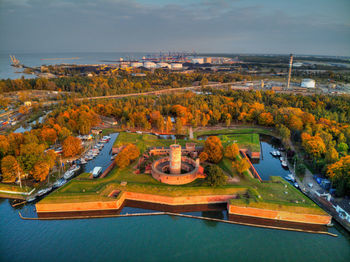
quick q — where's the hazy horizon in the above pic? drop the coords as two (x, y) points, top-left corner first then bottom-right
(1, 0), (349, 56)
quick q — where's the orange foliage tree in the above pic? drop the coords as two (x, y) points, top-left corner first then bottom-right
(301, 133), (326, 159)
(204, 136), (223, 163)
(62, 136), (82, 157)
(199, 152), (208, 163)
(41, 128), (57, 145)
(1, 155), (22, 183)
(0, 135), (9, 156)
(232, 158), (250, 175)
(224, 143), (239, 160)
(31, 161), (50, 182)
(327, 156), (350, 196)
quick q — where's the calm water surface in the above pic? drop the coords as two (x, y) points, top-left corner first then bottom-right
(0, 51), (148, 79)
(1, 135), (350, 261)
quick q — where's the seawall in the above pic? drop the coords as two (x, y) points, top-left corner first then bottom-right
(36, 192), (234, 213)
(227, 204), (331, 225)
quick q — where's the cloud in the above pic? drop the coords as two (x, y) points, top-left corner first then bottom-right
(0, 0), (349, 55)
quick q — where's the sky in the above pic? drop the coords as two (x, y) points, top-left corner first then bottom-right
(0, 0), (349, 56)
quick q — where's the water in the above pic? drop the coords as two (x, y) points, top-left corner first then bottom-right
(252, 136), (290, 180)
(82, 133), (118, 174)
(1, 137), (350, 261)
(14, 115), (45, 133)
(1, 199), (349, 262)
(0, 51), (149, 79)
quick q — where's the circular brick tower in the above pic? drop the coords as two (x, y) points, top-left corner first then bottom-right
(169, 144), (181, 174)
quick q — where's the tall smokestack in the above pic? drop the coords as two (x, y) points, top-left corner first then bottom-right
(287, 54), (293, 89)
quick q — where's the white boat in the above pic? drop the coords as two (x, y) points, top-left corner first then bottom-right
(281, 161), (288, 168)
(285, 174), (295, 182)
(37, 187), (52, 196)
(27, 196), (36, 202)
(276, 151), (281, 156)
(63, 170), (74, 179)
(80, 158), (87, 164)
(279, 157), (285, 162)
(91, 166), (102, 178)
(69, 165), (80, 173)
(270, 151), (278, 157)
(53, 178), (67, 188)
(294, 182), (299, 188)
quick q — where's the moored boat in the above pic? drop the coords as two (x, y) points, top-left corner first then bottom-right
(37, 187), (53, 196)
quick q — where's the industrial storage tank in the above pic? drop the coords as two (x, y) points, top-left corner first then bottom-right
(143, 61), (156, 69)
(131, 62), (143, 68)
(301, 79), (316, 88)
(170, 63), (183, 70)
(156, 62), (171, 69)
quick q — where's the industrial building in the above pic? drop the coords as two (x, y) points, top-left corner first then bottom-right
(301, 78), (316, 88)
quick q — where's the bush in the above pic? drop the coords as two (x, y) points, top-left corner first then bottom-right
(204, 165), (226, 187)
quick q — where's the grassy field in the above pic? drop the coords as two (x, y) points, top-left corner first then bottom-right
(219, 133), (260, 152)
(194, 127), (274, 137)
(113, 132), (204, 154)
(39, 130), (326, 216)
(0, 183), (32, 193)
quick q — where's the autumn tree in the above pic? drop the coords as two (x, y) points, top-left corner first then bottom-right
(301, 133), (326, 159)
(44, 149), (57, 169)
(225, 143), (239, 160)
(62, 136), (82, 157)
(0, 135), (9, 157)
(115, 151), (130, 168)
(19, 143), (46, 173)
(1, 156), (22, 183)
(258, 112), (274, 126)
(41, 128), (57, 145)
(204, 136), (223, 163)
(327, 156), (350, 196)
(325, 147), (339, 164)
(233, 158), (250, 175)
(175, 118), (183, 134)
(59, 127), (72, 141)
(166, 116), (173, 133)
(199, 152), (208, 163)
(123, 144), (140, 161)
(31, 161), (50, 182)
(277, 124), (291, 145)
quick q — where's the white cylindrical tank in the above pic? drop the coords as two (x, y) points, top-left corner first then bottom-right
(156, 62), (171, 68)
(301, 79), (316, 88)
(143, 61), (156, 69)
(169, 144), (181, 174)
(170, 63), (183, 70)
(131, 62), (143, 68)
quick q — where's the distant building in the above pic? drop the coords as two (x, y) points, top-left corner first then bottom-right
(204, 57), (212, 64)
(170, 63), (183, 70)
(301, 79), (316, 88)
(191, 58), (204, 64)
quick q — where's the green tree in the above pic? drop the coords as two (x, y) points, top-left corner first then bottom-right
(205, 165), (226, 187)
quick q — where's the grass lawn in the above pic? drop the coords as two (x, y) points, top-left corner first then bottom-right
(0, 183), (32, 193)
(219, 133), (260, 152)
(113, 132), (204, 154)
(194, 127), (274, 137)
